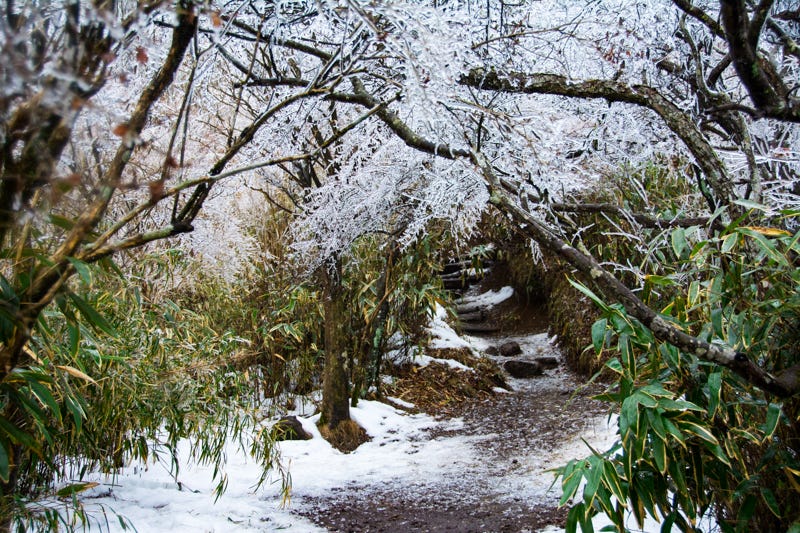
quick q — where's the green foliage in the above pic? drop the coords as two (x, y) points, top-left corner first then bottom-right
(557, 205), (800, 531)
(1, 252), (277, 530)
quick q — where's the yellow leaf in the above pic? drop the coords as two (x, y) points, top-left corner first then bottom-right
(784, 467), (800, 492)
(56, 365), (97, 385)
(741, 226), (791, 237)
(22, 345), (43, 364)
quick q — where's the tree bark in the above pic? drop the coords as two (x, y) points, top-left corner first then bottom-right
(319, 256), (351, 429)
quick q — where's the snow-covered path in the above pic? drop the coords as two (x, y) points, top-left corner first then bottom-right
(295, 330), (613, 532)
(70, 287), (621, 532)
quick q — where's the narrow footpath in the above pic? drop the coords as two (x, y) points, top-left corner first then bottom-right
(297, 284), (611, 532)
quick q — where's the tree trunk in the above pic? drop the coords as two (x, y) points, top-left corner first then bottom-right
(319, 257), (351, 429)
(365, 252), (393, 397)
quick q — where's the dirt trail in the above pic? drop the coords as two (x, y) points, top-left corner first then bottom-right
(296, 294), (610, 532)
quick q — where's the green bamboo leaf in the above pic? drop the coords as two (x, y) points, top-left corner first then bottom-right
(736, 227), (788, 266)
(0, 416), (40, 454)
(560, 460), (584, 506)
(646, 409), (667, 442)
(565, 502), (583, 533)
(620, 395), (639, 438)
(721, 232), (738, 253)
(56, 481), (99, 498)
(67, 257), (92, 285)
(49, 214), (76, 231)
(68, 293), (117, 337)
(0, 442), (9, 482)
(760, 403), (782, 440)
(663, 417), (685, 446)
(733, 198), (771, 211)
(567, 278), (610, 312)
(670, 227), (687, 258)
(28, 381), (62, 422)
(583, 456), (604, 503)
(652, 432), (667, 474)
(601, 461), (627, 504)
(704, 443), (731, 466)
(604, 357), (623, 374)
(707, 372), (722, 418)
(660, 514), (676, 533)
(687, 280), (701, 307)
(657, 398), (702, 412)
(591, 318), (607, 355)
(640, 383), (672, 398)
(65, 394), (86, 433)
(677, 419), (718, 444)
(644, 274), (675, 287)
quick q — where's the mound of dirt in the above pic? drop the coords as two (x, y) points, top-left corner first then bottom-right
(383, 347), (509, 416)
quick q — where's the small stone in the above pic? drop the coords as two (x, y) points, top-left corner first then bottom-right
(499, 341), (522, 357)
(503, 360), (543, 378)
(485, 345), (499, 356)
(271, 415), (312, 441)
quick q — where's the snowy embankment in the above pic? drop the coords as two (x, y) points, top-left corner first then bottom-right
(65, 286), (697, 532)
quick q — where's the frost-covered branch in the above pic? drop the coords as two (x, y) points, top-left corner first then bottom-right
(1, 3), (199, 381)
(473, 151), (800, 398)
(459, 68), (736, 207)
(719, 0), (800, 122)
(550, 203), (710, 229)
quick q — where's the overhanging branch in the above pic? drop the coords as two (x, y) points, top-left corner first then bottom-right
(459, 68), (737, 207)
(472, 151), (798, 398)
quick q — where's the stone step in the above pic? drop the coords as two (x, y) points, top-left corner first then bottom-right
(460, 322), (500, 333)
(455, 301), (487, 314)
(457, 310), (486, 322)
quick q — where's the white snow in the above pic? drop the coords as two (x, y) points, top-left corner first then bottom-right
(61, 288), (714, 533)
(72, 400), (486, 532)
(457, 286), (515, 309)
(427, 304), (473, 350)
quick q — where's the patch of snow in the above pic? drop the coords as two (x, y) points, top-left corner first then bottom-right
(74, 401), (480, 532)
(457, 286), (514, 308)
(415, 354), (473, 371)
(428, 304), (472, 350)
(386, 396), (416, 409)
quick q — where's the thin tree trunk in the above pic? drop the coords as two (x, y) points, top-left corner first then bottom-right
(319, 256), (351, 429)
(365, 248), (394, 397)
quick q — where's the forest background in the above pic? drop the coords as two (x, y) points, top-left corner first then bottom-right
(0, 0), (798, 531)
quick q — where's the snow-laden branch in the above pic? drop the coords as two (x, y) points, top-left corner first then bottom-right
(720, 0), (800, 122)
(459, 68), (737, 208)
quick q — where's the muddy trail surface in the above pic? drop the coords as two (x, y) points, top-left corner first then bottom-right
(296, 289), (611, 533)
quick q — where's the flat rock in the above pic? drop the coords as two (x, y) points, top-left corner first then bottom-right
(503, 360), (543, 378)
(499, 341), (522, 357)
(534, 356), (559, 369)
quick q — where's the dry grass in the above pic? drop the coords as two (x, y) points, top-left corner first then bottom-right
(384, 348), (508, 417)
(318, 419), (371, 453)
